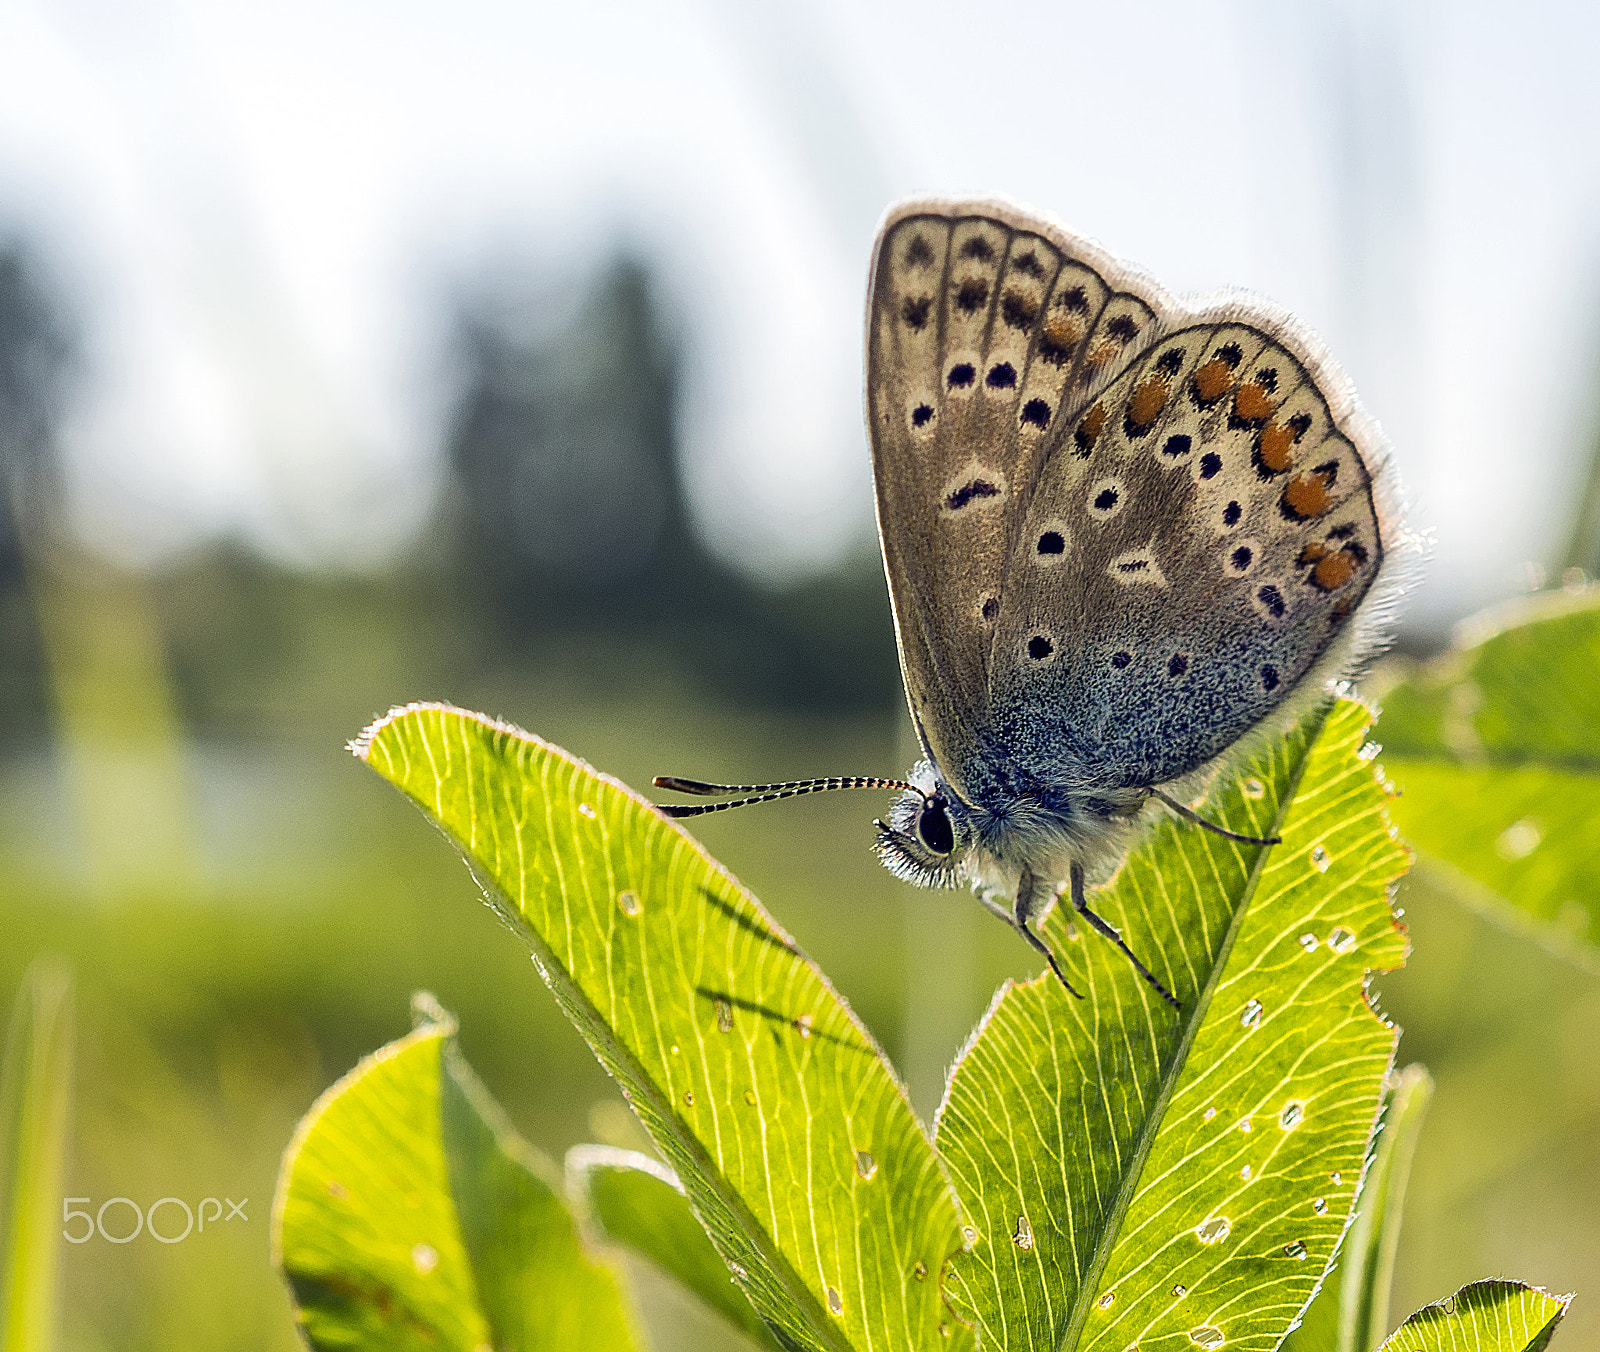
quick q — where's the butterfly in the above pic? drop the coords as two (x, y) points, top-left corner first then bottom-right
(655, 196), (1402, 1009)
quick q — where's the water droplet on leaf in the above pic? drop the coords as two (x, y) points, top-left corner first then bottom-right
(1240, 1165), (1252, 1180)
(1240, 998), (1263, 1028)
(1013, 1214), (1033, 1250)
(1195, 1216), (1231, 1244)
(1243, 778), (1265, 800)
(1203, 1107), (1216, 1122)
(715, 998), (733, 1033)
(743, 1089), (757, 1106)
(618, 889), (641, 916)
(1330, 1172), (1343, 1186)
(1313, 1197), (1326, 1213)
(855, 1150), (877, 1181)
(962, 1225), (978, 1250)
(1358, 741), (1380, 760)
(1328, 928), (1356, 954)
(1097, 1290), (1115, 1309)
(1311, 844), (1331, 871)
(1298, 933), (1318, 952)
(1189, 1325), (1226, 1349)
(411, 1242), (438, 1275)
(683, 1090), (694, 1106)
(1280, 1102), (1303, 1129)
(1172, 1284), (1187, 1297)
(827, 1286), (843, 1315)
(795, 1013), (814, 1039)
(578, 802), (597, 819)
(1284, 1240), (1307, 1259)
(913, 1262), (928, 1281)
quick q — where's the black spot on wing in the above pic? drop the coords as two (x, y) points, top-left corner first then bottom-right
(946, 479), (1000, 511)
(1001, 289), (1039, 329)
(955, 279), (990, 314)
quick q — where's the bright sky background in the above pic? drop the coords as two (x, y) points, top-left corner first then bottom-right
(1, 0), (1598, 631)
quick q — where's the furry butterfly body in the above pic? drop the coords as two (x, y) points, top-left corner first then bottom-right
(659, 195), (1404, 1006)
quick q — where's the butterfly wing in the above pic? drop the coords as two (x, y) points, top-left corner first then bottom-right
(866, 201), (1158, 803)
(866, 198), (1393, 805)
(987, 317), (1386, 793)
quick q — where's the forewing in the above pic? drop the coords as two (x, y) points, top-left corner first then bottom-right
(865, 204), (1157, 800)
(988, 321), (1385, 791)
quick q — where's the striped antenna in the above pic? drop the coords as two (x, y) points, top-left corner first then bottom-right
(651, 774), (916, 819)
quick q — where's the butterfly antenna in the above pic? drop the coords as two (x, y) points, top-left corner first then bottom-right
(1147, 787), (1281, 846)
(652, 775), (916, 819)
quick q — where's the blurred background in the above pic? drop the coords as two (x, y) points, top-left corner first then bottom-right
(1, 0), (1598, 1346)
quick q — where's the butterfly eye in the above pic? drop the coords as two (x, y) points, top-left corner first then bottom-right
(916, 799), (955, 856)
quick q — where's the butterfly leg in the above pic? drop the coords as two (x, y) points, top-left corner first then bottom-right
(1146, 787), (1281, 847)
(1069, 862), (1182, 1010)
(975, 889), (1018, 928)
(1014, 867), (1083, 1000)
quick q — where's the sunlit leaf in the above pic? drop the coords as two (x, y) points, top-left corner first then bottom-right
(0, 959), (73, 1352)
(1376, 1280), (1570, 1352)
(1374, 588), (1600, 968)
(568, 1144), (780, 1349)
(355, 703), (973, 1352)
(935, 698), (1409, 1352)
(1282, 1063), (1433, 1352)
(272, 995), (638, 1352)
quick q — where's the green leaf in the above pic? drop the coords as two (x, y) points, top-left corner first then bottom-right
(935, 697), (1410, 1352)
(1282, 1063), (1433, 1352)
(569, 1144), (781, 1349)
(272, 995), (638, 1352)
(354, 704), (973, 1352)
(0, 959), (73, 1352)
(1376, 1280), (1571, 1352)
(1374, 588), (1600, 967)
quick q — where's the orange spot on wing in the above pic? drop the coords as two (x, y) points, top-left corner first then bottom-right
(1256, 420), (1299, 472)
(1281, 468), (1334, 521)
(1038, 315), (1081, 366)
(1086, 341), (1118, 371)
(1313, 552), (1357, 591)
(1125, 376), (1169, 434)
(1233, 381), (1276, 426)
(1191, 356), (1234, 405)
(1075, 402), (1108, 454)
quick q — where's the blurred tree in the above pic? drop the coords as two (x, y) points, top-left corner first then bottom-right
(0, 241), (74, 743)
(441, 253), (898, 714)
